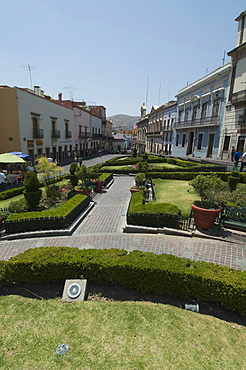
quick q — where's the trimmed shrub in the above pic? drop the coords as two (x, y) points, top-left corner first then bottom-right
(70, 162), (79, 175)
(23, 171), (41, 191)
(1, 247), (246, 316)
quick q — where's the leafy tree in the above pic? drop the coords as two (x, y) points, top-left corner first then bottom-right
(35, 157), (63, 196)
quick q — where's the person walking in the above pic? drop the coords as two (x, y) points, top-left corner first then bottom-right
(233, 150), (240, 171)
(78, 156), (82, 167)
(240, 151), (246, 172)
(231, 146), (235, 162)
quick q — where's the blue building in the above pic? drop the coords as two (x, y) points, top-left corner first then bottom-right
(172, 63), (231, 160)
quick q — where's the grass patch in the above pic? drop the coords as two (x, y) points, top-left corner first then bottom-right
(1, 296), (245, 369)
(152, 179), (200, 216)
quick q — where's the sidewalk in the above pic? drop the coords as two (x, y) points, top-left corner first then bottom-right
(0, 176), (246, 272)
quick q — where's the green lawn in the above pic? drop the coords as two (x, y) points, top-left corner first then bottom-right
(152, 179), (200, 216)
(1, 296), (245, 369)
(102, 163), (180, 171)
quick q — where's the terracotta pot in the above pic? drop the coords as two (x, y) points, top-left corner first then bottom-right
(130, 187), (144, 194)
(192, 203), (221, 229)
(92, 180), (105, 193)
(75, 189), (91, 196)
(0, 215), (5, 229)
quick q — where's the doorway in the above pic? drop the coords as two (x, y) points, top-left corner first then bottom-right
(186, 132), (194, 155)
(207, 133), (215, 158)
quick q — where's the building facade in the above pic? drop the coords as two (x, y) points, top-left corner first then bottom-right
(220, 10), (246, 159)
(172, 63), (231, 160)
(0, 85), (74, 161)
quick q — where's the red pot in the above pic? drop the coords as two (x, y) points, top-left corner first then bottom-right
(192, 203), (221, 229)
(92, 180), (105, 193)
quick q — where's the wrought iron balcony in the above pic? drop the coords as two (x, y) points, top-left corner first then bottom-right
(146, 131), (161, 136)
(238, 114), (246, 125)
(174, 115), (219, 129)
(232, 90), (246, 106)
(92, 133), (103, 138)
(32, 128), (44, 139)
(65, 131), (72, 138)
(78, 131), (90, 138)
(51, 129), (60, 138)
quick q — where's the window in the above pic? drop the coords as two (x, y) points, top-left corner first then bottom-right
(201, 102), (207, 120)
(175, 134), (179, 146)
(197, 134), (203, 150)
(212, 98), (220, 116)
(237, 136), (245, 153)
(182, 134), (186, 147)
(184, 108), (189, 122)
(223, 136), (230, 151)
(192, 106), (197, 121)
(178, 111), (182, 123)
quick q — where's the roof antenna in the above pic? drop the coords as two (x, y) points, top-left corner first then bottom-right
(19, 64), (38, 90)
(222, 50), (226, 65)
(146, 75), (149, 111)
(158, 83), (161, 105)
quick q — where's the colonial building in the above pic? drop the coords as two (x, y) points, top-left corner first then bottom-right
(220, 9), (246, 159)
(146, 104), (165, 154)
(136, 103), (148, 154)
(172, 63), (231, 160)
(0, 85), (74, 161)
(162, 101), (176, 155)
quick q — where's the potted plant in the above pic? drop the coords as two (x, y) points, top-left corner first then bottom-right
(88, 164), (104, 192)
(134, 172), (146, 186)
(189, 174), (228, 229)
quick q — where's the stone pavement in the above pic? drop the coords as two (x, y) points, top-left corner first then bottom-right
(0, 175), (246, 271)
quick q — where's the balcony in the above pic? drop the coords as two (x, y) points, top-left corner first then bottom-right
(92, 133), (103, 138)
(146, 131), (161, 136)
(65, 131), (72, 138)
(232, 90), (246, 107)
(51, 129), (60, 138)
(238, 114), (246, 125)
(33, 128), (44, 139)
(174, 115), (219, 129)
(78, 131), (90, 139)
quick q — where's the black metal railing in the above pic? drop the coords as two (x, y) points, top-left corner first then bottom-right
(51, 129), (60, 138)
(65, 131), (72, 138)
(232, 90), (246, 105)
(32, 128), (44, 138)
(174, 115), (219, 128)
(78, 131), (90, 138)
(238, 114), (246, 125)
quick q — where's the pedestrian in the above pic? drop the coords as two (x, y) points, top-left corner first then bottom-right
(240, 151), (246, 172)
(67, 151), (71, 160)
(231, 146), (235, 162)
(233, 150), (240, 171)
(47, 155), (53, 163)
(78, 156), (82, 167)
(0, 169), (6, 191)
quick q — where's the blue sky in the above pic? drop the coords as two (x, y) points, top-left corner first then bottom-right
(1, 0), (245, 116)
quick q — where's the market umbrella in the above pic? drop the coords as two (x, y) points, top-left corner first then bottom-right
(0, 153), (25, 163)
(10, 151), (32, 159)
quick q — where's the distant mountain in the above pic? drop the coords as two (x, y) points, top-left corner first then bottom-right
(108, 114), (140, 130)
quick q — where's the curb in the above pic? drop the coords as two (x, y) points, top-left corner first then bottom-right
(0, 202), (95, 241)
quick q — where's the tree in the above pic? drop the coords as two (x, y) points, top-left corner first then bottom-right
(35, 157), (63, 196)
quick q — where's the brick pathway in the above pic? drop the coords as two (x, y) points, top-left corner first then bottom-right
(0, 176), (246, 271)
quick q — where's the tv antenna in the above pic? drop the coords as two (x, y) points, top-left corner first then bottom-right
(19, 64), (38, 90)
(63, 85), (76, 100)
(158, 83), (161, 106)
(222, 50), (226, 65)
(145, 75), (149, 110)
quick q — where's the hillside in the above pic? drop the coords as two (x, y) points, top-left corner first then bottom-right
(108, 114), (140, 129)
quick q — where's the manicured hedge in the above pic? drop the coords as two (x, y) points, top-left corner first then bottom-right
(4, 194), (89, 233)
(1, 247), (246, 316)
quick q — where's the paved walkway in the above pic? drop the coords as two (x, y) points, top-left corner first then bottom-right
(0, 175), (246, 271)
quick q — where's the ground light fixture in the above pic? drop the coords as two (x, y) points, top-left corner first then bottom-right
(62, 279), (87, 302)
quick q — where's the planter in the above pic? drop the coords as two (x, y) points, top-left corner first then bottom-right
(75, 189), (91, 196)
(0, 215), (5, 229)
(192, 203), (221, 229)
(92, 180), (105, 193)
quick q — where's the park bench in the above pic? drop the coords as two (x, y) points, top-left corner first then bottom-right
(218, 204), (246, 232)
